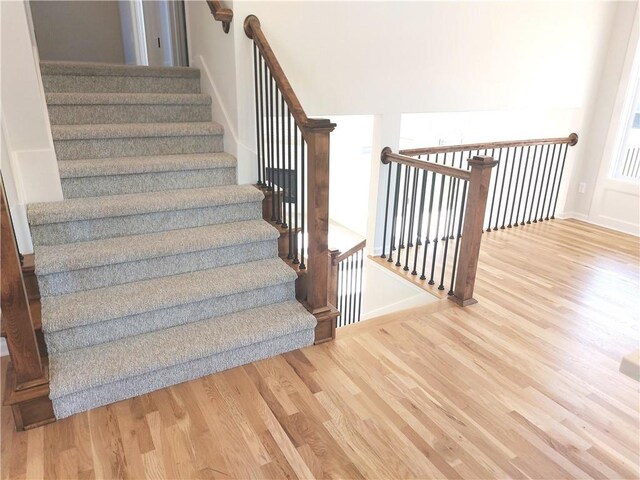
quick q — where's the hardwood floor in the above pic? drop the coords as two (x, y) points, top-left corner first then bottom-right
(2, 219), (639, 479)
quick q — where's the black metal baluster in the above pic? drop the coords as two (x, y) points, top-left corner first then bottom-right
(300, 139), (306, 269)
(380, 162), (393, 259)
(545, 143), (563, 220)
(337, 260), (343, 327)
(520, 145), (537, 225)
(408, 167), (420, 248)
(357, 250), (364, 322)
(404, 167), (419, 270)
(508, 147), (525, 228)
(494, 148), (509, 231)
(541, 144), (558, 221)
(397, 166), (411, 259)
(501, 147), (517, 229)
(253, 44), (263, 186)
(268, 74), (276, 220)
(292, 125), (300, 264)
(439, 176), (458, 290)
(536, 143), (554, 222)
(551, 143), (571, 219)
(429, 171), (447, 286)
(350, 254), (357, 325)
(412, 169), (427, 275)
(388, 163), (402, 263)
(528, 145), (544, 224)
(420, 158), (437, 280)
(280, 96), (288, 228)
(622, 147), (632, 177)
(274, 90), (282, 225)
(486, 148), (502, 231)
(286, 110), (293, 259)
(448, 179), (468, 295)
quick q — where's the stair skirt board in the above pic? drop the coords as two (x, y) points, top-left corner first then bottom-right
(24, 61), (318, 420)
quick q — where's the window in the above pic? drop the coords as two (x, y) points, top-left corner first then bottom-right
(615, 80), (640, 180)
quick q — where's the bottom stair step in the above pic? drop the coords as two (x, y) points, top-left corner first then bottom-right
(49, 300), (316, 419)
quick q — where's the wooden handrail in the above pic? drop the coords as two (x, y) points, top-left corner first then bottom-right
(399, 133), (579, 157)
(244, 15), (334, 133)
(333, 240), (367, 265)
(206, 0), (233, 33)
(381, 147), (471, 181)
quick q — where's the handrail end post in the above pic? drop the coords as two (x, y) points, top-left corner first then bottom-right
(381, 146), (392, 164)
(244, 14), (259, 39)
(453, 155), (498, 306)
(569, 133), (579, 146)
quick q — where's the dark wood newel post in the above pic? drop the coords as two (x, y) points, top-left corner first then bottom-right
(303, 125), (339, 343)
(1, 181), (47, 389)
(451, 155), (498, 307)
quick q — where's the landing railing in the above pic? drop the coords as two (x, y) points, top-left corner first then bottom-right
(244, 16), (338, 341)
(379, 149), (497, 306)
(400, 133), (578, 231)
(329, 240), (366, 327)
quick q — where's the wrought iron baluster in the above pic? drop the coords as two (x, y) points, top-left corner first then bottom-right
(528, 145), (544, 224)
(381, 162), (393, 259)
(420, 157), (438, 280)
(534, 144), (553, 222)
(551, 143), (571, 219)
(412, 169), (428, 275)
(545, 143), (563, 220)
(448, 179), (468, 295)
(501, 147), (517, 229)
(429, 171), (447, 286)
(508, 146), (525, 227)
(300, 139), (306, 269)
(292, 125), (300, 264)
(253, 44), (263, 185)
(388, 163), (402, 263)
(404, 167), (419, 270)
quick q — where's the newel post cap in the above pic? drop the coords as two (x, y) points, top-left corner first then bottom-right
(381, 147), (392, 164)
(244, 15), (260, 39)
(468, 155), (498, 169)
(569, 133), (579, 146)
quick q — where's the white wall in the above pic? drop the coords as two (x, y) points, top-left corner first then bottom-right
(187, 1), (632, 248)
(29, 0), (125, 64)
(564, 1), (640, 235)
(1, 0), (63, 254)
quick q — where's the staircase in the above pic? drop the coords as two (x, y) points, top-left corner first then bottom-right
(26, 61), (317, 419)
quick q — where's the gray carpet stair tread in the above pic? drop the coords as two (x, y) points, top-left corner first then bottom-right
(57, 153), (236, 178)
(49, 300), (316, 399)
(28, 185), (262, 225)
(35, 219), (278, 275)
(41, 257), (297, 331)
(51, 122), (223, 140)
(40, 61), (200, 78)
(46, 92), (211, 106)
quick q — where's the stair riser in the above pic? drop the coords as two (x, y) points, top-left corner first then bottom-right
(45, 282), (295, 354)
(50, 328), (314, 419)
(31, 202), (262, 246)
(54, 135), (224, 160)
(38, 239), (277, 296)
(62, 168), (237, 198)
(47, 104), (212, 125)
(42, 75), (200, 94)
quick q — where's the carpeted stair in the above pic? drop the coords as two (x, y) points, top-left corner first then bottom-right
(28, 61), (316, 419)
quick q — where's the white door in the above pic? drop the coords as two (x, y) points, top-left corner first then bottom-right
(142, 1), (173, 66)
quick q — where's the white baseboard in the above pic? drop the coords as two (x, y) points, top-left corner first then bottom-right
(556, 211), (639, 237)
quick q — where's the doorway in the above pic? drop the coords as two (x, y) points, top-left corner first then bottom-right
(119, 0), (188, 67)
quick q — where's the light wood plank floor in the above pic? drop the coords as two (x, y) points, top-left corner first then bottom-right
(2, 219), (639, 479)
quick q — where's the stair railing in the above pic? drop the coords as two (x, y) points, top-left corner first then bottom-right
(400, 133), (579, 230)
(206, 0), (233, 33)
(380, 149), (498, 306)
(244, 15), (338, 342)
(1, 175), (54, 430)
(329, 240), (366, 328)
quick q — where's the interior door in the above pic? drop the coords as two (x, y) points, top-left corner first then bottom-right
(142, 0), (172, 66)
